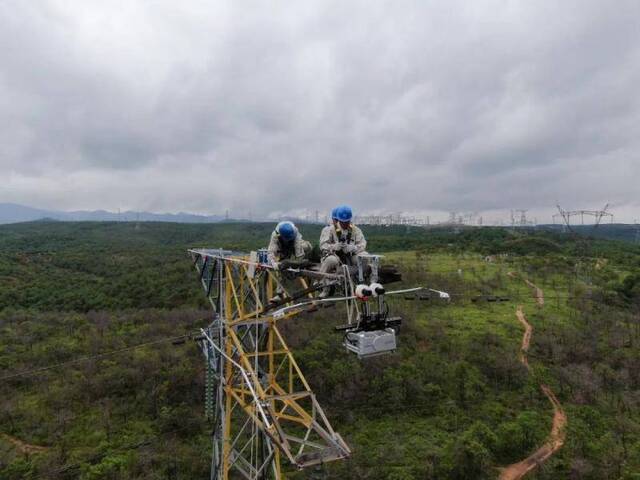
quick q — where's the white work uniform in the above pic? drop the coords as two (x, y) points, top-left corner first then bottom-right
(267, 230), (311, 268)
(319, 224), (367, 258)
(319, 224), (367, 278)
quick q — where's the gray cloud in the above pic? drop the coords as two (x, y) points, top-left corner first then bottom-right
(1, 0), (639, 222)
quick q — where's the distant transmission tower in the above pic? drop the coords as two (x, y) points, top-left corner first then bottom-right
(189, 249), (350, 479)
(554, 204), (615, 285)
(509, 209), (530, 228)
(553, 203), (614, 232)
(516, 209), (527, 226)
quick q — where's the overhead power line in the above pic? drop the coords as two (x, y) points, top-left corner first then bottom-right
(0, 333), (194, 382)
(30, 422), (199, 480)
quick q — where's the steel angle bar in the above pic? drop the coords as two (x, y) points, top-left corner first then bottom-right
(229, 417), (254, 453)
(265, 391), (311, 402)
(206, 259), (219, 296)
(285, 434), (327, 453)
(229, 447), (276, 479)
(227, 453), (253, 480)
(200, 329), (272, 429)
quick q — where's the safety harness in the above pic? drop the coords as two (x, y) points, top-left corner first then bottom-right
(333, 225), (354, 264)
(335, 225), (353, 244)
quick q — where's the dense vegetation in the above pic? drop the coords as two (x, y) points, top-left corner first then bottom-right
(1, 221), (640, 479)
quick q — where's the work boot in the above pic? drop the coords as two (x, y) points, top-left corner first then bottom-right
(269, 294), (284, 304)
(317, 284), (335, 299)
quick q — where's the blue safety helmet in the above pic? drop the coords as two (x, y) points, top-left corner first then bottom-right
(331, 207), (339, 220)
(276, 221), (296, 241)
(336, 205), (353, 222)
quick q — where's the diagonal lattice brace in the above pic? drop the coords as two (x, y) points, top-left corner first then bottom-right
(191, 248), (350, 479)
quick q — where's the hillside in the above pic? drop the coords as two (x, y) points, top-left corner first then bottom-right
(538, 224), (640, 244)
(1, 222), (640, 479)
(0, 203), (225, 225)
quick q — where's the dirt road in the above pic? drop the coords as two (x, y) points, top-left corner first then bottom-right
(523, 279), (544, 307)
(506, 272), (544, 308)
(1, 433), (48, 455)
(515, 307), (532, 368)
(498, 280), (566, 480)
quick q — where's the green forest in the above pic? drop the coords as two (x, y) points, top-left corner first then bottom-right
(2, 221), (640, 479)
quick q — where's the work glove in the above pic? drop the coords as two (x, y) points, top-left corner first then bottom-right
(278, 260), (292, 270)
(292, 259), (313, 269)
(344, 244), (358, 254)
(330, 243), (345, 253)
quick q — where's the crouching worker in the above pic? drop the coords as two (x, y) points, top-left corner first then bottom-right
(319, 205), (367, 298)
(267, 221), (312, 302)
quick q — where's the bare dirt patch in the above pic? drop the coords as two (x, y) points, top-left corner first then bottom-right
(1, 433), (48, 455)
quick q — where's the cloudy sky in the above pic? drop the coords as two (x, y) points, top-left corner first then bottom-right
(1, 1), (639, 222)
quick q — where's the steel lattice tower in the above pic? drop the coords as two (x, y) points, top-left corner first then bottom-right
(189, 249), (350, 480)
(553, 203), (614, 230)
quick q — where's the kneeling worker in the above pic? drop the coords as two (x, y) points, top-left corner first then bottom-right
(319, 205), (367, 297)
(267, 221), (312, 269)
(267, 221), (311, 302)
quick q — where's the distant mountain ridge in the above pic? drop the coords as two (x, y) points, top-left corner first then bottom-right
(0, 203), (225, 224)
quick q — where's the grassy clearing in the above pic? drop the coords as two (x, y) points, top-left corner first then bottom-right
(3, 223), (639, 479)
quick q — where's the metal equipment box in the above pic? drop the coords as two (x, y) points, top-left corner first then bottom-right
(344, 328), (397, 358)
